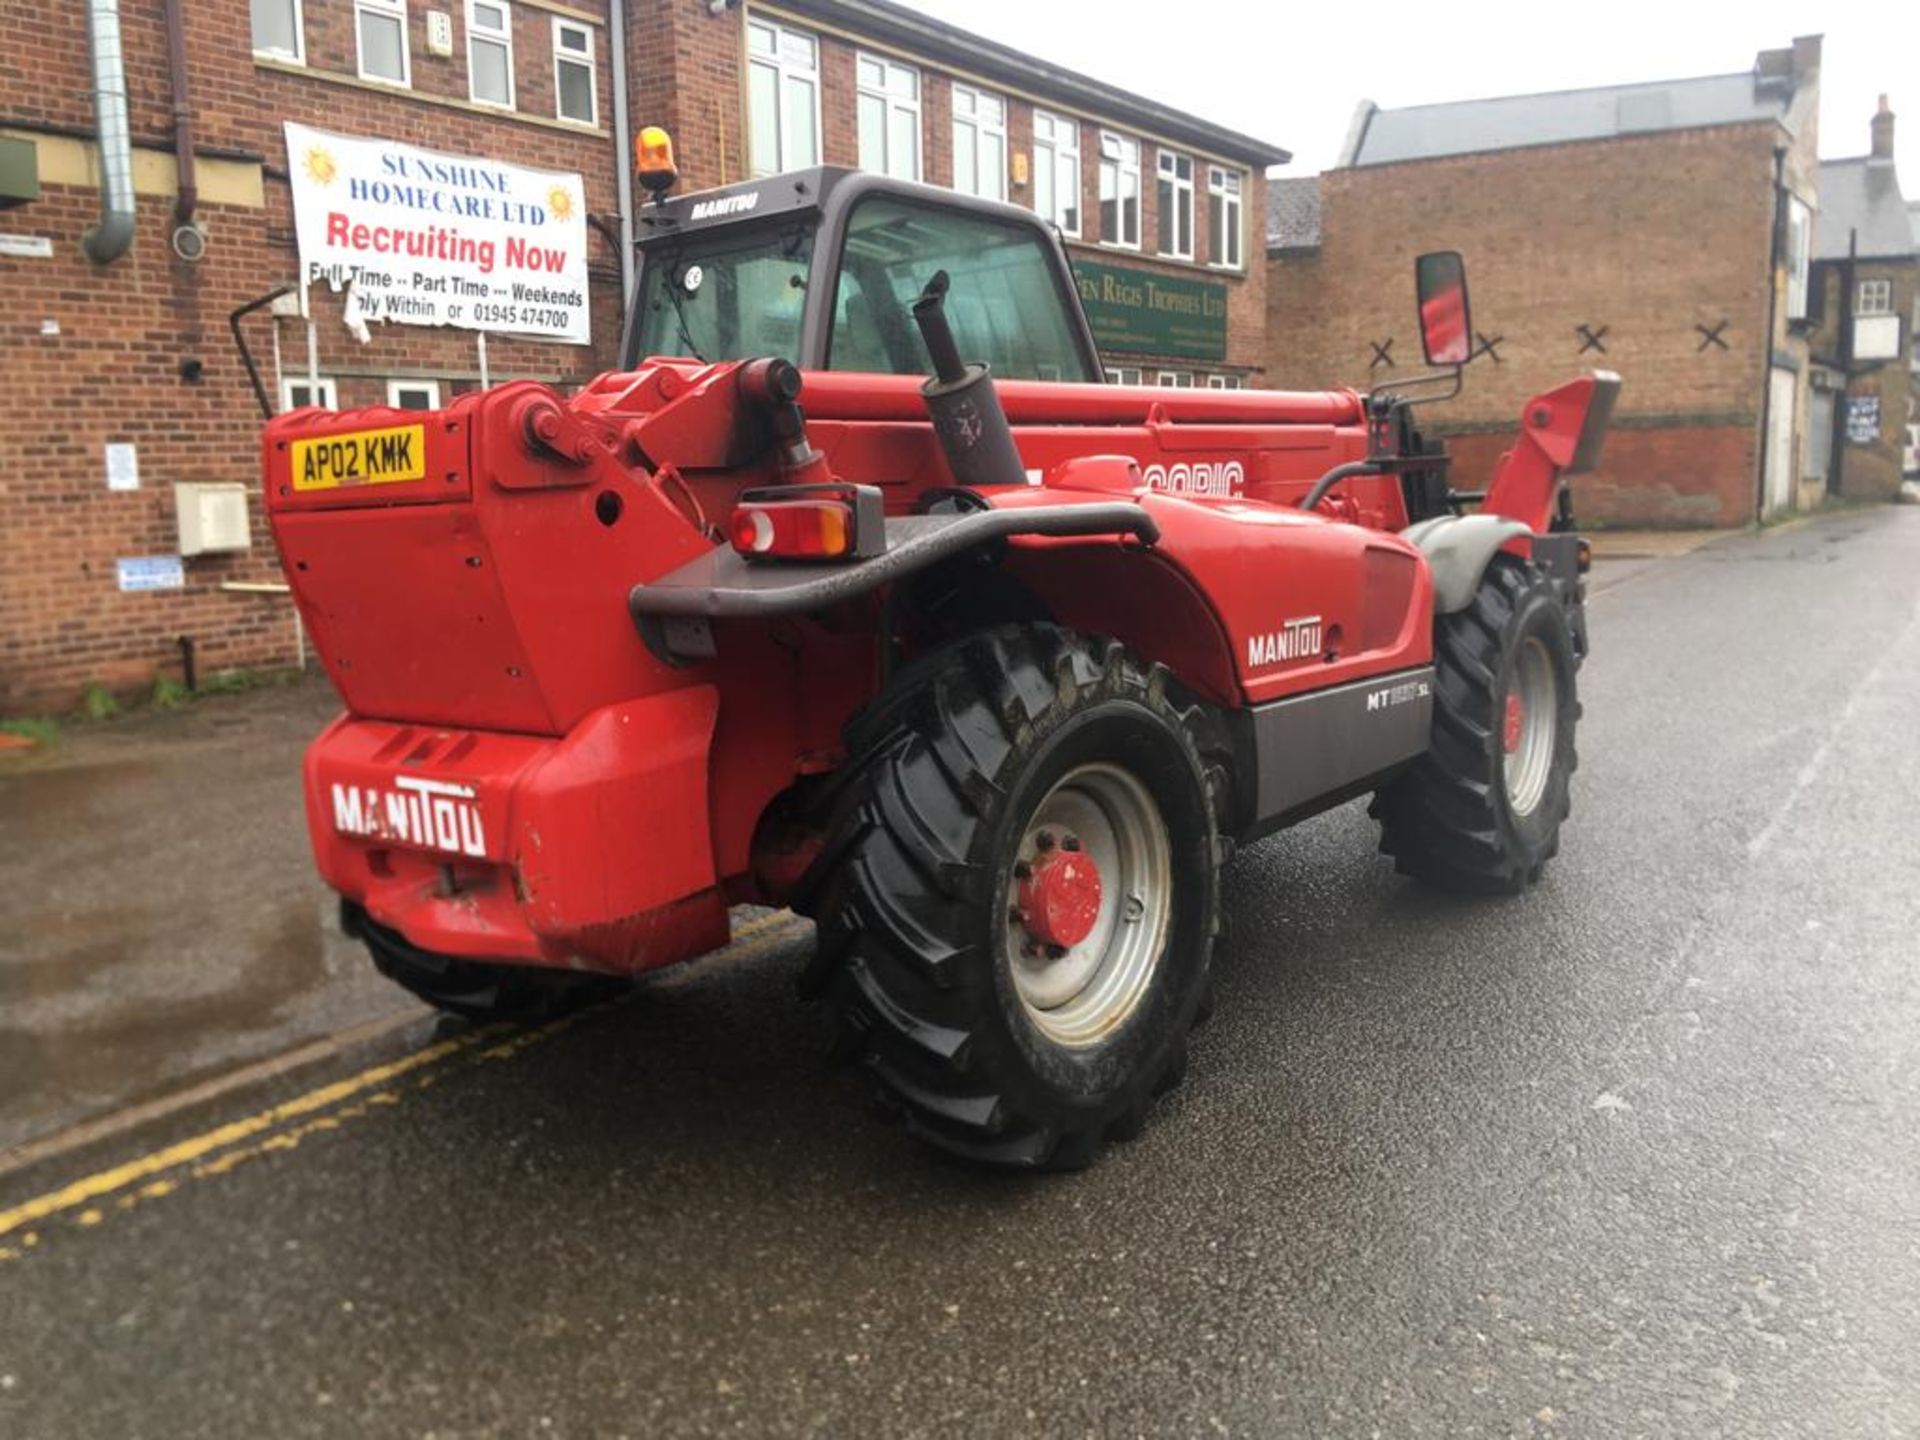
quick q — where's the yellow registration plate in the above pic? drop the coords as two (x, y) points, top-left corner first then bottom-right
(291, 424), (427, 491)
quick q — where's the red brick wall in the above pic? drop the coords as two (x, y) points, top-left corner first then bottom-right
(1266, 124), (1804, 526)
(0, 0), (622, 712)
(1442, 425), (1759, 529)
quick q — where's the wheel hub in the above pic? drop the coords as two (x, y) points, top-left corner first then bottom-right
(1503, 636), (1558, 816)
(1503, 692), (1525, 754)
(1015, 841), (1104, 950)
(1002, 763), (1173, 1047)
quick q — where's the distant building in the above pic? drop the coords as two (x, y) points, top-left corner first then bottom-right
(1265, 39), (1826, 528)
(1805, 98), (1917, 497)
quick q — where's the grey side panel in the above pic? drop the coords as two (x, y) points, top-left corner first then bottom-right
(1250, 667), (1435, 824)
(1404, 514), (1530, 613)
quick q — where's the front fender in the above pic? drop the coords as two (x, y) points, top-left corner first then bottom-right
(1403, 514), (1532, 613)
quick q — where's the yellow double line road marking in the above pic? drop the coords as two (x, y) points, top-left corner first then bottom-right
(0, 910), (809, 1256)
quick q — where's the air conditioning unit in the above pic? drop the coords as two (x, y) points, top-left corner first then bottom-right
(175, 483), (252, 556)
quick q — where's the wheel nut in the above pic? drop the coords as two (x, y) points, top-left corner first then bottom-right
(1013, 861), (1032, 880)
(1021, 941), (1038, 958)
(1035, 831), (1056, 851)
(1046, 944), (1068, 960)
(1061, 834), (1082, 852)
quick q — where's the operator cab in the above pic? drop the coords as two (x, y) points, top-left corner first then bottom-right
(620, 162), (1103, 383)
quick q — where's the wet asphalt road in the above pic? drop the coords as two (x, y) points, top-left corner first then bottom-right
(3, 507), (1918, 1438)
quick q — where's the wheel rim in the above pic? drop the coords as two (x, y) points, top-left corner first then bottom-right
(1003, 762), (1173, 1048)
(1503, 636), (1558, 817)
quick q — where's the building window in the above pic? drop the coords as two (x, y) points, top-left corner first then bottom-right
(1784, 196), (1811, 321)
(1033, 110), (1079, 236)
(1107, 366), (1143, 385)
(747, 19), (819, 177)
(388, 379), (441, 410)
(1207, 166), (1243, 270)
(1156, 151), (1193, 260)
(1156, 371), (1192, 387)
(856, 53), (920, 181)
(251, 0), (304, 61)
(951, 84), (1006, 202)
(1099, 132), (1140, 249)
(356, 0), (409, 86)
(1206, 374), (1243, 390)
(280, 376), (337, 411)
(552, 18), (596, 125)
(466, 0), (513, 108)
(1856, 279), (1893, 316)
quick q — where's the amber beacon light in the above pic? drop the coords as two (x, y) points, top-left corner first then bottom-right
(636, 126), (678, 198)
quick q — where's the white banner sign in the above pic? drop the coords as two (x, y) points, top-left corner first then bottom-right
(284, 122), (590, 344)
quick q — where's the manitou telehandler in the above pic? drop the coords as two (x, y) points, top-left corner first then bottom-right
(263, 131), (1617, 1168)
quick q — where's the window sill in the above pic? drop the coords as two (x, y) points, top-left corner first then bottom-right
(254, 56), (609, 138)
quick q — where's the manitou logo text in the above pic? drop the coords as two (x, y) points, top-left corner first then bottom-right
(330, 775), (487, 857)
(1142, 460), (1244, 497)
(688, 192), (760, 220)
(1247, 615), (1323, 668)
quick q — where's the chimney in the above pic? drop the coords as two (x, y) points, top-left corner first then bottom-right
(1870, 94), (1894, 163)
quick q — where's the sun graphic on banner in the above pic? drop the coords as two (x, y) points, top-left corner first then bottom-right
(302, 146), (338, 186)
(547, 185), (575, 222)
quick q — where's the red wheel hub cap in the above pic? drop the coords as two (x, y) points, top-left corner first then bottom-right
(1503, 692), (1525, 754)
(1016, 849), (1103, 949)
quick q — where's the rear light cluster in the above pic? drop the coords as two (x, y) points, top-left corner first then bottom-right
(728, 483), (886, 563)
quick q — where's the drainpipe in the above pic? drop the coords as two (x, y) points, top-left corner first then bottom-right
(609, 0), (636, 305)
(82, 0), (136, 263)
(163, 0), (197, 229)
(1752, 145), (1787, 522)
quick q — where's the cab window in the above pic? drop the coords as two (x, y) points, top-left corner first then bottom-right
(632, 224), (814, 364)
(828, 197), (1093, 381)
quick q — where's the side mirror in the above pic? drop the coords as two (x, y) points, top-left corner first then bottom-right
(1415, 251), (1472, 367)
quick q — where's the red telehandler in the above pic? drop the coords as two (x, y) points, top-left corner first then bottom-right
(263, 135), (1617, 1167)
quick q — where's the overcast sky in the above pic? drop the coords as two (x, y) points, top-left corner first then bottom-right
(900, 0), (1918, 197)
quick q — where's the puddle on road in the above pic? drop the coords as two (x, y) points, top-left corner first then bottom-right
(0, 895), (392, 1155)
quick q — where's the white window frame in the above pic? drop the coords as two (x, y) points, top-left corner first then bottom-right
(1099, 131), (1141, 250)
(280, 376), (338, 411)
(1156, 371), (1192, 388)
(746, 19), (821, 177)
(1106, 366), (1143, 386)
(356, 0), (411, 87)
(551, 17), (596, 126)
(251, 0), (305, 63)
(855, 51), (921, 181)
(1205, 374), (1243, 390)
(465, 0), (514, 110)
(1033, 109), (1080, 237)
(1856, 279), (1893, 316)
(1156, 150), (1194, 261)
(387, 379), (441, 410)
(1784, 195), (1811, 321)
(950, 83), (1006, 201)
(1207, 165), (1244, 271)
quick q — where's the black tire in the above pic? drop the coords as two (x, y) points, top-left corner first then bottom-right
(1370, 556), (1579, 894)
(794, 625), (1221, 1170)
(345, 902), (626, 1023)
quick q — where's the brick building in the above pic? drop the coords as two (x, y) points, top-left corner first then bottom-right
(1805, 99), (1917, 499)
(0, 0), (1282, 712)
(1265, 39), (1826, 529)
